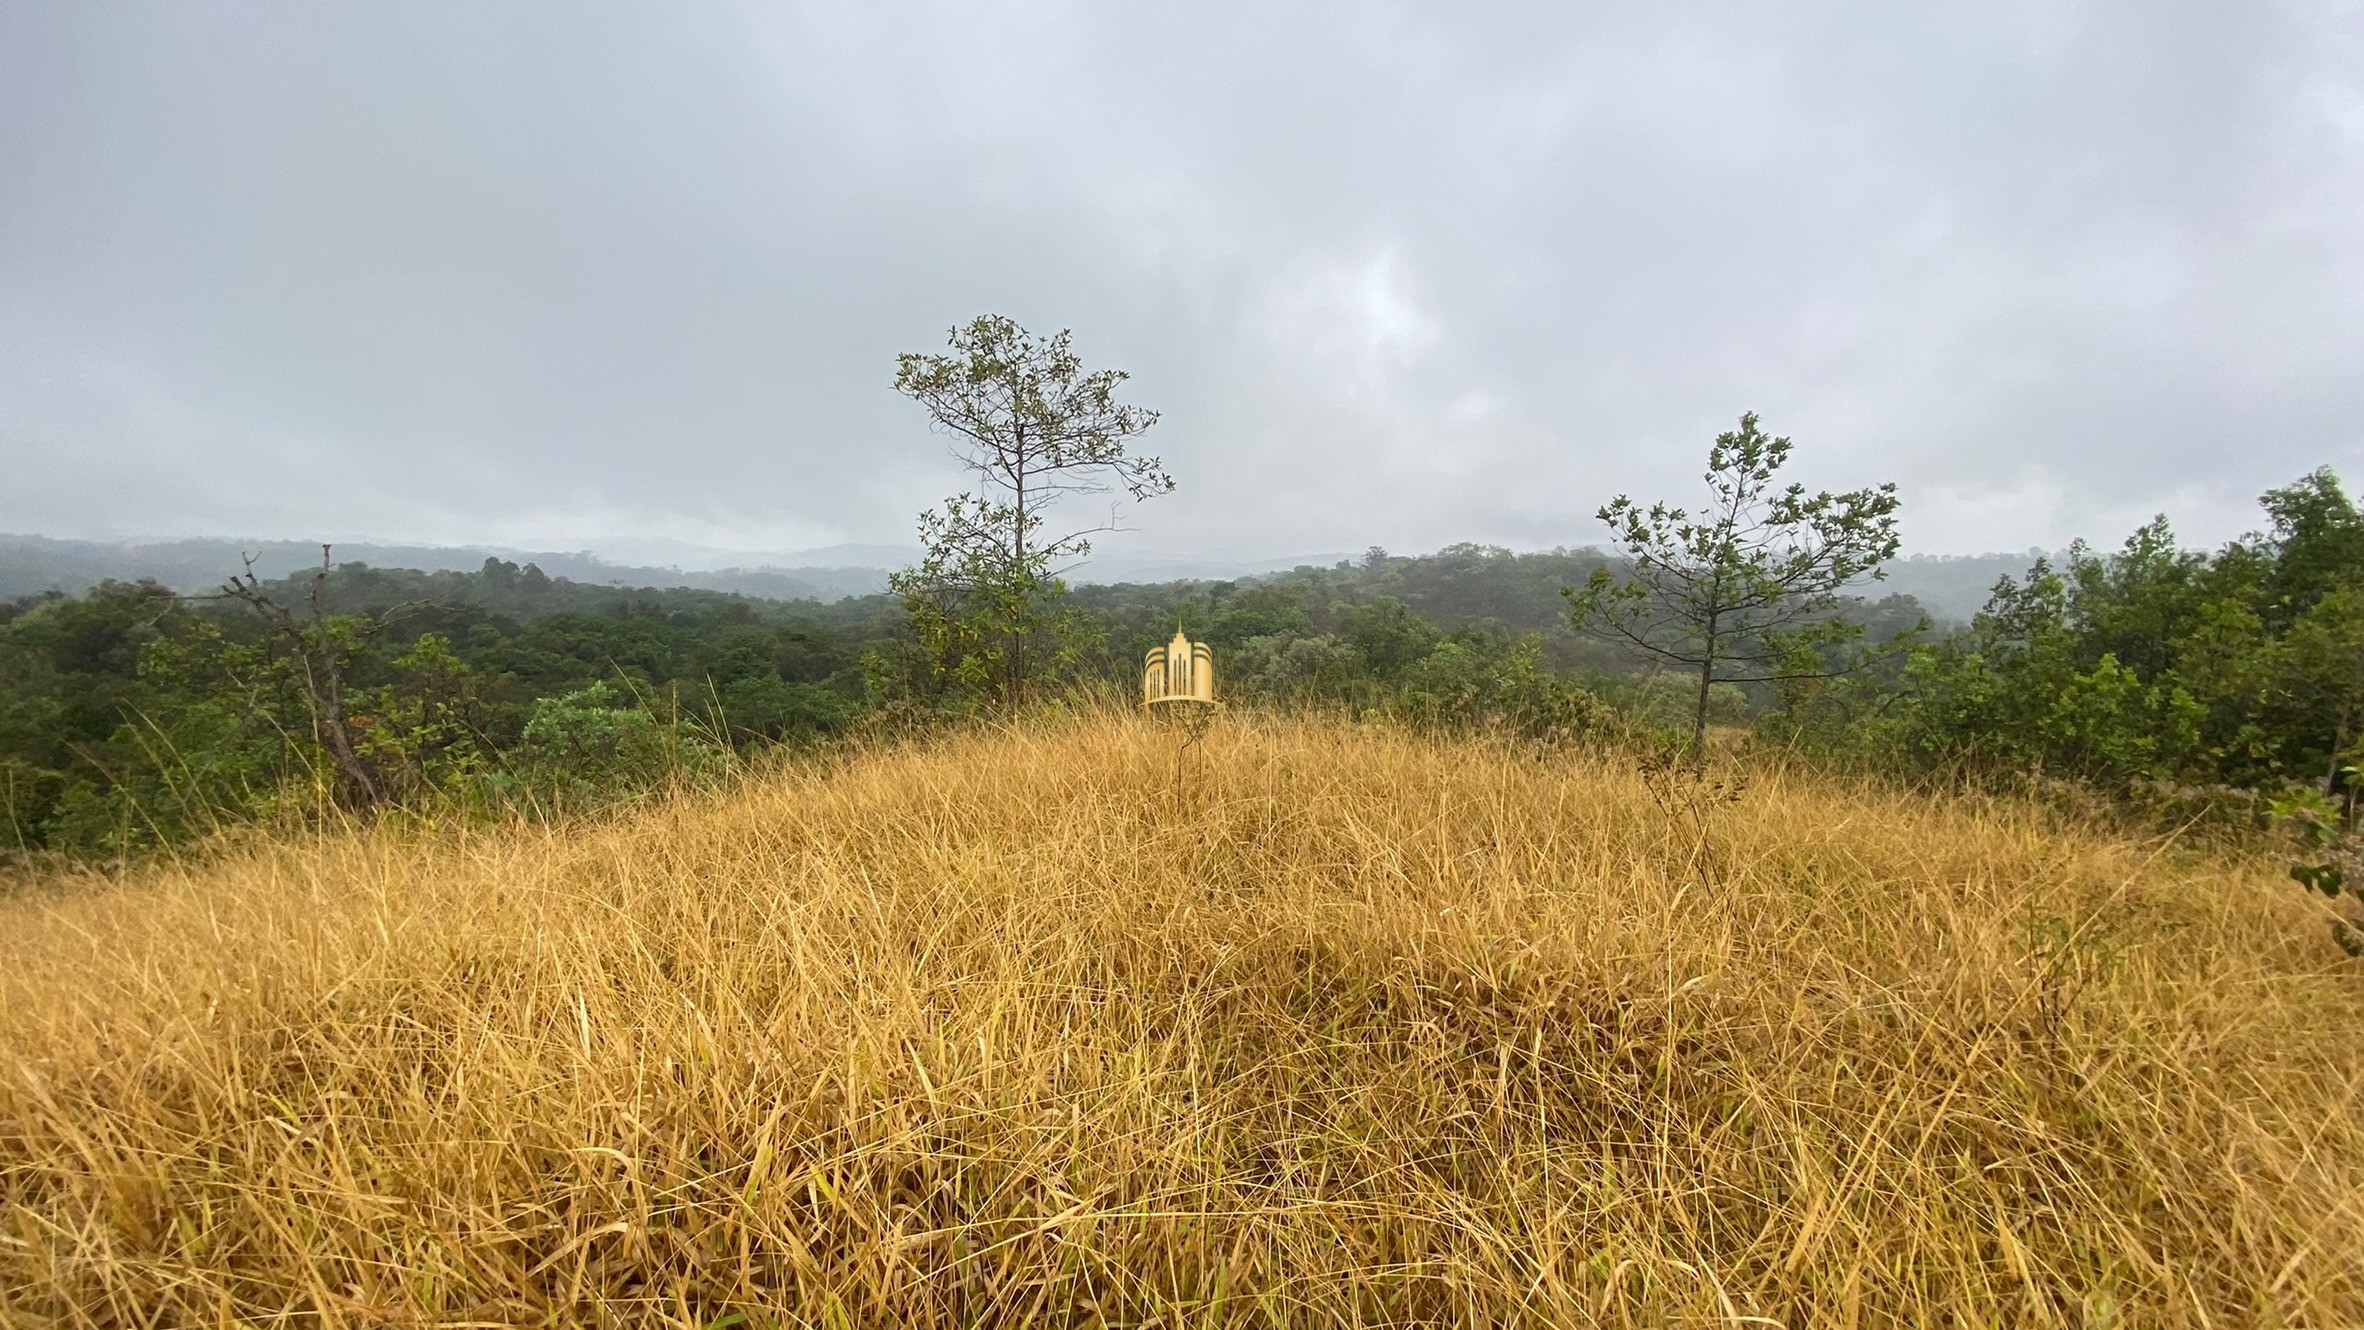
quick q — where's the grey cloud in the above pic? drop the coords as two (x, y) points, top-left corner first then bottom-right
(1, 1), (2358, 562)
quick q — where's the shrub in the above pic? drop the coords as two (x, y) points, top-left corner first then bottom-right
(1394, 637), (1612, 744)
(1226, 632), (1364, 708)
(494, 684), (728, 812)
(712, 674), (862, 743)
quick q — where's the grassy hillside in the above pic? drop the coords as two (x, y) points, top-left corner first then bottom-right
(3, 715), (2361, 1324)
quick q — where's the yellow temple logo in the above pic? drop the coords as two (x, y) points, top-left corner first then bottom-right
(1142, 628), (1215, 711)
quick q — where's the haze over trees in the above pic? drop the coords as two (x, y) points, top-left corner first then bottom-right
(9, 459), (2364, 866)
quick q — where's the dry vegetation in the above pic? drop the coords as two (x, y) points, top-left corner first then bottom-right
(4, 712), (2364, 1326)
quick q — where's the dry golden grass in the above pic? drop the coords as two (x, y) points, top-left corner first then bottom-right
(4, 712), (2363, 1327)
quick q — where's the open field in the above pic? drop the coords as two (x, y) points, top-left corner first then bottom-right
(4, 713), (2363, 1326)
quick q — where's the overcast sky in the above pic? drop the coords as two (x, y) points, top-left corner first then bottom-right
(3, 2), (2361, 564)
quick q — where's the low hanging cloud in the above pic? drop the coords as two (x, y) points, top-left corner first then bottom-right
(1, 1), (2358, 561)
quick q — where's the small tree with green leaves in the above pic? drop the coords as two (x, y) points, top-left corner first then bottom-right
(2276, 581), (2364, 802)
(889, 315), (1171, 710)
(1568, 413), (1904, 759)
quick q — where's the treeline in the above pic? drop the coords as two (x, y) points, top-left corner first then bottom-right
(1078, 558), (1878, 738)
(0, 548), (1687, 858)
(9, 302), (2359, 877)
(8, 534), (1914, 858)
(9, 469), (2363, 864)
(0, 558), (893, 855)
(1775, 467), (2364, 812)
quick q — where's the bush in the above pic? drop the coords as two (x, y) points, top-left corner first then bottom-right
(1616, 673), (1751, 732)
(1393, 638), (1612, 744)
(1226, 633), (1365, 708)
(1769, 644), (2202, 788)
(494, 684), (728, 812)
(712, 674), (862, 743)
(0, 760), (61, 852)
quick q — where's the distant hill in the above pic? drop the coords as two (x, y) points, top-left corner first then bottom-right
(0, 532), (2036, 623)
(0, 534), (894, 603)
(0, 534), (1371, 605)
(1082, 544), (2033, 627)
(1875, 552), (2046, 623)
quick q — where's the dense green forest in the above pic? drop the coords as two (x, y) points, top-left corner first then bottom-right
(0, 558), (894, 854)
(0, 542), (1856, 856)
(6, 463), (2362, 862)
(1781, 467), (2364, 805)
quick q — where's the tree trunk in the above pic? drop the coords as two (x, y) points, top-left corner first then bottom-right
(1690, 659), (1714, 764)
(317, 696), (379, 807)
(1009, 450), (1027, 712)
(2329, 707), (2351, 799)
(306, 652), (380, 808)
(1689, 611), (1720, 764)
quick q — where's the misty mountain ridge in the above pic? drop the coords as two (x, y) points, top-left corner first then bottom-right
(0, 532), (2043, 622)
(0, 534), (891, 604)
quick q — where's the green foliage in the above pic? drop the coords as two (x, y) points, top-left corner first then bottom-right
(1569, 412), (1905, 756)
(2257, 467), (2364, 629)
(0, 557), (882, 856)
(0, 545), (1633, 856)
(0, 760), (60, 851)
(1343, 598), (1443, 680)
(1227, 633), (1365, 708)
(1212, 599), (1611, 743)
(711, 674), (861, 744)
(888, 315), (1170, 711)
(2271, 583), (2364, 787)
(494, 684), (727, 813)
(27, 453), (2364, 880)
(1391, 637), (1613, 744)
(353, 633), (490, 800)
(1775, 468), (2364, 809)
(1616, 674), (1752, 734)
(301, 556), (896, 627)
(2270, 788), (2364, 956)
